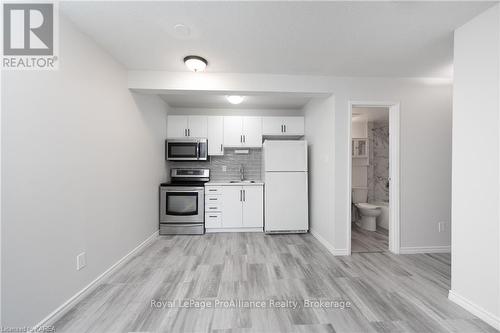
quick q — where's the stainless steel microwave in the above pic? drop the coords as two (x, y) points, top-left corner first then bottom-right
(165, 138), (208, 161)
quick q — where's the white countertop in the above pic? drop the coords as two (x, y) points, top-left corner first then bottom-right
(205, 181), (264, 186)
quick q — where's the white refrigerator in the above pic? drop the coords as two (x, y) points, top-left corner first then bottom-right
(263, 140), (309, 233)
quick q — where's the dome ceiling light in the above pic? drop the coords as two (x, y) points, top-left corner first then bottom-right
(183, 55), (207, 72)
(226, 95), (245, 105)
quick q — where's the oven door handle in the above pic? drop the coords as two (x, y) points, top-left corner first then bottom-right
(163, 190), (203, 193)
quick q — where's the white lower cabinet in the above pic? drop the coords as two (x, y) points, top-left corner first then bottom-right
(220, 186), (243, 228)
(242, 186), (264, 228)
(205, 184), (263, 231)
(205, 213), (222, 228)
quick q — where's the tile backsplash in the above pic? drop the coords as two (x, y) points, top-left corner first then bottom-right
(168, 149), (262, 181)
(367, 121), (389, 202)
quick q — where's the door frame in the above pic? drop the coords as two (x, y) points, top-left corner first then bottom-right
(347, 101), (401, 254)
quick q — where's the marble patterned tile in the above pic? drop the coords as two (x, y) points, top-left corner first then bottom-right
(368, 120), (389, 202)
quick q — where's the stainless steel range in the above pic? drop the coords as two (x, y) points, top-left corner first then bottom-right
(159, 168), (210, 235)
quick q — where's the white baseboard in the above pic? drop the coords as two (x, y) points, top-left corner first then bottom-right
(206, 228), (263, 233)
(399, 245), (451, 254)
(448, 290), (500, 330)
(35, 230), (159, 329)
(310, 229), (349, 256)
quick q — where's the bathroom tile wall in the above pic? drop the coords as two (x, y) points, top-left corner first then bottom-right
(169, 149), (262, 181)
(368, 120), (389, 202)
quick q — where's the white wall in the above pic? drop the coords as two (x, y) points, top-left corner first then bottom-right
(129, 72), (453, 254)
(1, 16), (168, 326)
(304, 97), (336, 250)
(451, 4), (500, 328)
(332, 79), (452, 251)
(307, 81), (452, 253)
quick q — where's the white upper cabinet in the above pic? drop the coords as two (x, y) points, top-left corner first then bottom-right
(207, 116), (224, 156)
(187, 116), (207, 137)
(167, 115), (207, 138)
(223, 116), (262, 147)
(282, 117), (304, 135)
(167, 114), (303, 146)
(242, 117), (262, 147)
(262, 116), (304, 136)
(223, 116), (244, 147)
(262, 117), (283, 135)
(167, 116), (188, 138)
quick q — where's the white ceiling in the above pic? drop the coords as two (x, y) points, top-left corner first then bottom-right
(352, 107), (389, 122)
(160, 93), (313, 109)
(61, 1), (494, 78)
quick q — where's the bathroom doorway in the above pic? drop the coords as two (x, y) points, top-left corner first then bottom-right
(347, 101), (400, 254)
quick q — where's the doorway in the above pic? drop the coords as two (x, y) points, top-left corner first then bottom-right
(347, 101), (400, 254)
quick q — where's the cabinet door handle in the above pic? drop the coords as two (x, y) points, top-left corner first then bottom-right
(243, 189), (246, 202)
(184, 129), (187, 136)
(188, 128), (190, 136)
(284, 125), (286, 133)
(209, 215), (218, 218)
(240, 189), (242, 201)
(220, 144), (223, 152)
(281, 124), (284, 133)
(243, 135), (246, 143)
(209, 198), (217, 201)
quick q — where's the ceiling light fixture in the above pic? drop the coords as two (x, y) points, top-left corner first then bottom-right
(226, 95), (245, 105)
(183, 55), (207, 72)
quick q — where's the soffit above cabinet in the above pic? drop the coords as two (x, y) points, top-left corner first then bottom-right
(160, 93), (313, 109)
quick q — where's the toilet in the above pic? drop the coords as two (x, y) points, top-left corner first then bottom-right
(352, 188), (382, 231)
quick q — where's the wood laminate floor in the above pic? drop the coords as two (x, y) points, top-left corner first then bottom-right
(54, 233), (497, 333)
(351, 224), (389, 253)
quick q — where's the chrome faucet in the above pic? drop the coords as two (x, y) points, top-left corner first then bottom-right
(239, 164), (245, 181)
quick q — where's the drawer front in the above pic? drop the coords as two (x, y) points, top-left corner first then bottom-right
(205, 195), (222, 205)
(205, 204), (222, 212)
(205, 186), (223, 195)
(205, 213), (222, 228)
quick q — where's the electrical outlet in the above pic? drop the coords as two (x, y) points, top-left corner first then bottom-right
(438, 222), (446, 233)
(222, 165), (227, 172)
(77, 252), (86, 270)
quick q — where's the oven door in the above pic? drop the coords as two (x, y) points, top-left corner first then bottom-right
(160, 186), (204, 223)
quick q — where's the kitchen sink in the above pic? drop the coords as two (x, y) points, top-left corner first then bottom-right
(229, 180), (256, 183)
